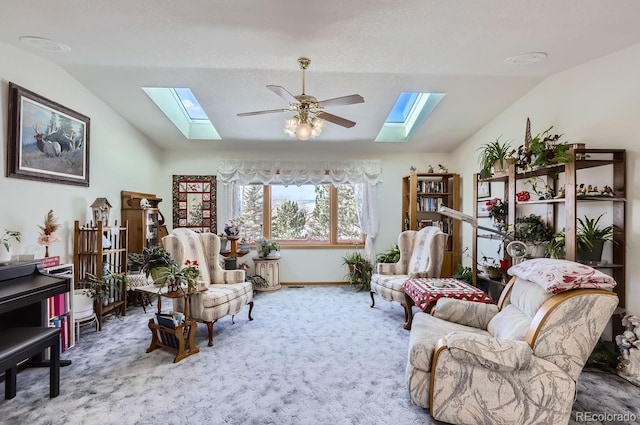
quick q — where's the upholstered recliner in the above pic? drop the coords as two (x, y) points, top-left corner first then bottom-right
(162, 228), (254, 346)
(370, 226), (447, 322)
(406, 259), (619, 425)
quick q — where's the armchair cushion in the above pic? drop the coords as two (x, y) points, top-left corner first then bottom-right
(444, 332), (533, 371)
(431, 298), (499, 329)
(508, 258), (616, 294)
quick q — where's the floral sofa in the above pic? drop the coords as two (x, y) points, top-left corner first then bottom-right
(406, 258), (619, 425)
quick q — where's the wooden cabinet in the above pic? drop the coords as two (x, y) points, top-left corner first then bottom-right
(73, 220), (128, 329)
(121, 191), (168, 253)
(401, 172), (461, 277)
(473, 148), (626, 321)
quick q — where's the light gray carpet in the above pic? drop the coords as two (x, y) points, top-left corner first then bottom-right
(2, 285), (639, 425)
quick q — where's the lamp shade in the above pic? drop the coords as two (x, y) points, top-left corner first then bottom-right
(295, 122), (313, 140)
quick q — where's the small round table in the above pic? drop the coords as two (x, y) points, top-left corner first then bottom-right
(252, 257), (281, 291)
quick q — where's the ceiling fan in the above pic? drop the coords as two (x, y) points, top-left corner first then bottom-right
(237, 57), (364, 140)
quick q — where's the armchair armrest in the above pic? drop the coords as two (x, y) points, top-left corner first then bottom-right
(431, 298), (499, 330)
(211, 269), (246, 284)
(443, 332), (533, 371)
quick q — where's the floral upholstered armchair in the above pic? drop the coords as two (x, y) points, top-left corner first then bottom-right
(370, 226), (447, 322)
(162, 228), (254, 346)
(405, 258), (619, 425)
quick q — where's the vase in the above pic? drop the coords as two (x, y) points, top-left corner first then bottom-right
(0, 246), (11, 264)
(45, 245), (50, 258)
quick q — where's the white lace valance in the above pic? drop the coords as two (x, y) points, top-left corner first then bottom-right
(217, 159), (382, 186)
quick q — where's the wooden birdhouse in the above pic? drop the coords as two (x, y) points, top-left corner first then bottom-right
(91, 198), (112, 227)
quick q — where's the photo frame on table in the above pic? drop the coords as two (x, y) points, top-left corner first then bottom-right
(6, 82), (90, 186)
(172, 175), (217, 233)
(477, 181), (491, 198)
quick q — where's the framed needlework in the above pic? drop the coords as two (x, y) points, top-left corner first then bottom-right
(7, 82), (90, 186)
(477, 181), (491, 199)
(172, 175), (217, 233)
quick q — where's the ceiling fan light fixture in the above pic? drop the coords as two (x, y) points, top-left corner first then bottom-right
(295, 122), (313, 140)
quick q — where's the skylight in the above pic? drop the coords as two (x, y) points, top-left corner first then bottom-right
(375, 92), (445, 142)
(141, 87), (221, 140)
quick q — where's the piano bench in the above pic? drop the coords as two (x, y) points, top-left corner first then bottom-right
(0, 327), (61, 399)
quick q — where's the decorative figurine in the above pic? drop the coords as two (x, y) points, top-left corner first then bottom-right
(554, 185), (566, 199)
(616, 314), (640, 387)
(427, 165), (434, 173)
(438, 164), (448, 173)
(409, 165), (416, 172)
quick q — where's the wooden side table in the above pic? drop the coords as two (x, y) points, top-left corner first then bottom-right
(252, 257), (281, 291)
(221, 235), (249, 269)
(137, 285), (200, 362)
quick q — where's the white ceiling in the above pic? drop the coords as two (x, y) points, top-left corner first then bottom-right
(2, 0), (640, 154)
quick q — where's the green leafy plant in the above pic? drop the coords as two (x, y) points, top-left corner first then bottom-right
(158, 259), (201, 294)
(141, 246), (176, 278)
(84, 271), (128, 301)
(477, 137), (515, 178)
(256, 239), (280, 258)
(516, 125), (571, 178)
(546, 214), (615, 259)
(342, 251), (372, 291)
(127, 251), (145, 271)
(376, 245), (400, 263)
(452, 264), (472, 283)
(1, 229), (21, 252)
(514, 214), (553, 243)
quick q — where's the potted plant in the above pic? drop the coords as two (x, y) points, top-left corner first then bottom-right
(514, 214), (554, 257)
(239, 237), (251, 252)
(485, 198), (508, 231)
(127, 251), (145, 273)
(159, 259), (201, 294)
(546, 214), (614, 263)
(515, 124), (571, 177)
(375, 245), (400, 264)
(256, 239), (280, 258)
(0, 229), (21, 264)
(477, 137), (515, 178)
(83, 271), (127, 306)
(342, 251), (372, 291)
(141, 246), (177, 285)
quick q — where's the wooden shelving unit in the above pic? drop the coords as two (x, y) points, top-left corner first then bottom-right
(73, 220), (129, 330)
(472, 148), (626, 329)
(121, 190), (168, 253)
(401, 172), (461, 277)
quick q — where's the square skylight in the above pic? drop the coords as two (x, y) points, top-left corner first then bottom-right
(375, 92), (445, 142)
(142, 87), (221, 140)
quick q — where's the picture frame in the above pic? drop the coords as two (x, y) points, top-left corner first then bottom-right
(172, 175), (217, 233)
(6, 82), (90, 186)
(477, 181), (491, 198)
(477, 201), (490, 217)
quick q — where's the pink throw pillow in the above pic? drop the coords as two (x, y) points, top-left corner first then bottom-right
(508, 258), (616, 294)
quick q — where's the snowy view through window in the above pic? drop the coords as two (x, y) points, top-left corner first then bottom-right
(238, 184), (361, 243)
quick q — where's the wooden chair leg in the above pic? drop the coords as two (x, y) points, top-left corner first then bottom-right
(247, 301), (254, 321)
(370, 291), (376, 308)
(206, 322), (214, 347)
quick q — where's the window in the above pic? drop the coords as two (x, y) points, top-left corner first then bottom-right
(237, 183), (363, 246)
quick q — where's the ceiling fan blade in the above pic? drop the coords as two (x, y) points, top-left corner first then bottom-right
(267, 85), (299, 104)
(316, 111), (356, 128)
(317, 94), (364, 108)
(237, 108), (289, 117)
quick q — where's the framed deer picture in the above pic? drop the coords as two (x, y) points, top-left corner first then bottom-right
(6, 82), (90, 186)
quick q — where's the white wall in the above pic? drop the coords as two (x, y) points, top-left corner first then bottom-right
(158, 150), (450, 283)
(0, 42), (161, 263)
(450, 42), (640, 316)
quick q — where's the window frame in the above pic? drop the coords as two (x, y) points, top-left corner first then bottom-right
(249, 184), (364, 248)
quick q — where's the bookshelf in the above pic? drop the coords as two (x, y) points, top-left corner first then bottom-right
(401, 172), (461, 277)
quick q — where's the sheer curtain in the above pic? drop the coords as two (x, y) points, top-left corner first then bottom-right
(217, 159), (382, 258)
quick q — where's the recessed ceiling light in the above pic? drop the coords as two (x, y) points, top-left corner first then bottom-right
(19, 36), (71, 53)
(504, 52), (547, 65)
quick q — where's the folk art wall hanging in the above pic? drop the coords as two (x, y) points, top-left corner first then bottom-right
(172, 175), (217, 233)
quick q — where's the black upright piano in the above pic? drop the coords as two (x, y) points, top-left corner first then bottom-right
(0, 261), (71, 359)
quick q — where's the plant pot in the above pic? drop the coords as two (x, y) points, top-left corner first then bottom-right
(578, 239), (606, 264)
(150, 266), (170, 286)
(526, 242), (548, 258)
(0, 246), (11, 265)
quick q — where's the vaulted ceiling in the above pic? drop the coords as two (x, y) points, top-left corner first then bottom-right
(2, 1), (640, 154)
